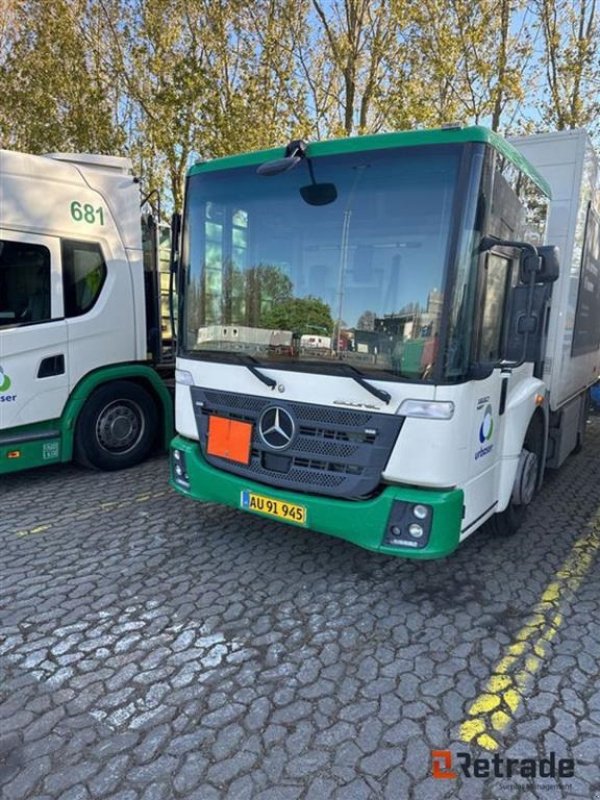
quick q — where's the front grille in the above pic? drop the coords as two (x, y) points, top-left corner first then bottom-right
(191, 387), (404, 499)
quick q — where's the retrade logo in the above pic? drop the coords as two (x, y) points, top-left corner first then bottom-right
(0, 367), (11, 392)
(432, 750), (457, 779)
(432, 750), (575, 780)
(258, 406), (296, 450)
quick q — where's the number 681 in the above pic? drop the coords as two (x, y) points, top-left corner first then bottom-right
(70, 201), (105, 226)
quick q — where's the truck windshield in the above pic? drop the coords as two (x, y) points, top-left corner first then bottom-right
(181, 144), (463, 381)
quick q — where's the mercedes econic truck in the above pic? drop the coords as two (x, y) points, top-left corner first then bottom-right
(170, 126), (599, 558)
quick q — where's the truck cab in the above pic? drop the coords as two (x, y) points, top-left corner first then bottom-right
(0, 150), (173, 473)
(170, 126), (599, 558)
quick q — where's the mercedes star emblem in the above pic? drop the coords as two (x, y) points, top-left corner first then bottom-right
(258, 406), (296, 450)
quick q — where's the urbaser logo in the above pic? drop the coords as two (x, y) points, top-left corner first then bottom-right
(431, 750), (457, 779)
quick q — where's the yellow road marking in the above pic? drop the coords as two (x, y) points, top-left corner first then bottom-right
(459, 514), (600, 751)
(13, 490), (170, 538)
(16, 524), (51, 538)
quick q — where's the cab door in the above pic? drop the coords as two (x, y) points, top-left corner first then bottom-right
(0, 230), (68, 430)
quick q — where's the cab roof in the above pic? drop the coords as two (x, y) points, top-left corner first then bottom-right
(189, 125), (551, 198)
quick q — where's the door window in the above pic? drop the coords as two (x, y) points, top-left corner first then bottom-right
(0, 239), (52, 326)
(478, 253), (512, 362)
(62, 239), (107, 317)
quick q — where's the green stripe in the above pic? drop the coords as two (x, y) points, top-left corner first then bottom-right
(170, 435), (464, 560)
(0, 363), (174, 475)
(189, 126), (551, 198)
(0, 420), (62, 473)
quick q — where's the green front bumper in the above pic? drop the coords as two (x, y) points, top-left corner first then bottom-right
(170, 435), (464, 559)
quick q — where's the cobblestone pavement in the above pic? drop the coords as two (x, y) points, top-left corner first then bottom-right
(1, 419), (599, 800)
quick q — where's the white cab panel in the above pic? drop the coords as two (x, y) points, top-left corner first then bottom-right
(0, 231), (68, 428)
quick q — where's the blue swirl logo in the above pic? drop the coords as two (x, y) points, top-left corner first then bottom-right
(479, 405), (494, 443)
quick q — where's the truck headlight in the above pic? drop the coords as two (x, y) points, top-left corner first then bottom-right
(398, 400), (454, 419)
(175, 369), (194, 386)
(383, 500), (433, 549)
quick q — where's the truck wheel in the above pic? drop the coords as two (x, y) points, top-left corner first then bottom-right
(74, 381), (158, 471)
(487, 501), (528, 538)
(572, 393), (589, 454)
(488, 447), (538, 537)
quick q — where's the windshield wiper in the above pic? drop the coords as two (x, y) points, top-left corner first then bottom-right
(333, 363), (391, 405)
(231, 354), (277, 390)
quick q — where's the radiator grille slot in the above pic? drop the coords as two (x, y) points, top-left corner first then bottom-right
(192, 387), (404, 499)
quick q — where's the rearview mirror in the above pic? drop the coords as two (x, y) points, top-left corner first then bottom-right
(300, 183), (338, 206)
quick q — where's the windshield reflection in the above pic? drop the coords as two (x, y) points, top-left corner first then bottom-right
(182, 145), (461, 381)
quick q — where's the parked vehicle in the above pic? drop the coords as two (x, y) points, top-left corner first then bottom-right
(170, 126), (599, 558)
(0, 151), (174, 474)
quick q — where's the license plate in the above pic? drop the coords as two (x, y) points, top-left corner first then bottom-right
(240, 490), (307, 525)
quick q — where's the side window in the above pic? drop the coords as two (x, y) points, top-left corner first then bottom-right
(62, 240), (106, 317)
(496, 155), (549, 245)
(478, 253), (512, 362)
(572, 204), (600, 356)
(0, 239), (52, 326)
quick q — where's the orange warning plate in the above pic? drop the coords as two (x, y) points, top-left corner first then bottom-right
(207, 416), (253, 465)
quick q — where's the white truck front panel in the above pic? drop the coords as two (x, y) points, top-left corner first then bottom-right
(176, 355), (544, 537)
(175, 357), (435, 447)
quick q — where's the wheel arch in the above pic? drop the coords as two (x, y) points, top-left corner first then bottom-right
(497, 381), (549, 512)
(60, 364), (173, 462)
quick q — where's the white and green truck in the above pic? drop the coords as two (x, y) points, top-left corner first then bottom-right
(170, 126), (599, 558)
(0, 150), (174, 474)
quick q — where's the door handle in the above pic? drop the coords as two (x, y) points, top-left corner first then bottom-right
(38, 355), (65, 378)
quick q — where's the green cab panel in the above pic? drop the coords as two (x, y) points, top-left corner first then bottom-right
(170, 435), (464, 560)
(0, 363), (173, 475)
(0, 421), (61, 474)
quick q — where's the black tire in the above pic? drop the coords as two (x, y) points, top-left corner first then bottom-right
(572, 393), (589, 454)
(487, 419), (543, 539)
(487, 502), (528, 538)
(74, 381), (158, 471)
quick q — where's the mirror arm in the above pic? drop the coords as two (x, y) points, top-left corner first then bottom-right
(479, 235), (538, 258)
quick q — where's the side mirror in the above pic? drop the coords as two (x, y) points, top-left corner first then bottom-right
(503, 284), (552, 364)
(537, 245), (560, 283)
(480, 235), (560, 285)
(519, 246), (560, 284)
(257, 139), (307, 176)
(519, 251), (540, 283)
(257, 156), (302, 176)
